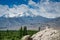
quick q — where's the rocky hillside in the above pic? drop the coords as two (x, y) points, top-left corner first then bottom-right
(21, 27), (60, 40)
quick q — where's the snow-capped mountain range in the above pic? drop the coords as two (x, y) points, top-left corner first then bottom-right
(0, 0), (60, 30)
(0, 0), (60, 18)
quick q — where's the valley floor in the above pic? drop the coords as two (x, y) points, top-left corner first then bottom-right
(0, 30), (38, 40)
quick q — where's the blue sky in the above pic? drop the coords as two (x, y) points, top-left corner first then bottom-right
(0, 0), (39, 7)
(0, 0), (60, 7)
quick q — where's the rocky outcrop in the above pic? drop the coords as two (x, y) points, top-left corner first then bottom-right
(21, 27), (60, 40)
(21, 35), (32, 40)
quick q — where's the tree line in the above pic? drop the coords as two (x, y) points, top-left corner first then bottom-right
(0, 26), (41, 40)
(19, 26), (28, 39)
(19, 26), (41, 39)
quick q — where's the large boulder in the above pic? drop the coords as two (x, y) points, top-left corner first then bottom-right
(31, 28), (60, 40)
(21, 35), (32, 40)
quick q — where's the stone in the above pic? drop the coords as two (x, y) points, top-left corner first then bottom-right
(31, 28), (60, 40)
(21, 35), (31, 40)
(21, 27), (60, 40)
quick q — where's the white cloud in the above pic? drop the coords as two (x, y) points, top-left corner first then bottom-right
(0, 5), (9, 17)
(28, 0), (36, 5)
(0, 0), (60, 18)
(0, 4), (29, 17)
(28, 0), (60, 18)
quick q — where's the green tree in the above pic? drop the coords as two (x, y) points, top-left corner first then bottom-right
(0, 32), (2, 40)
(6, 29), (9, 35)
(19, 26), (23, 39)
(38, 27), (41, 31)
(23, 26), (28, 36)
